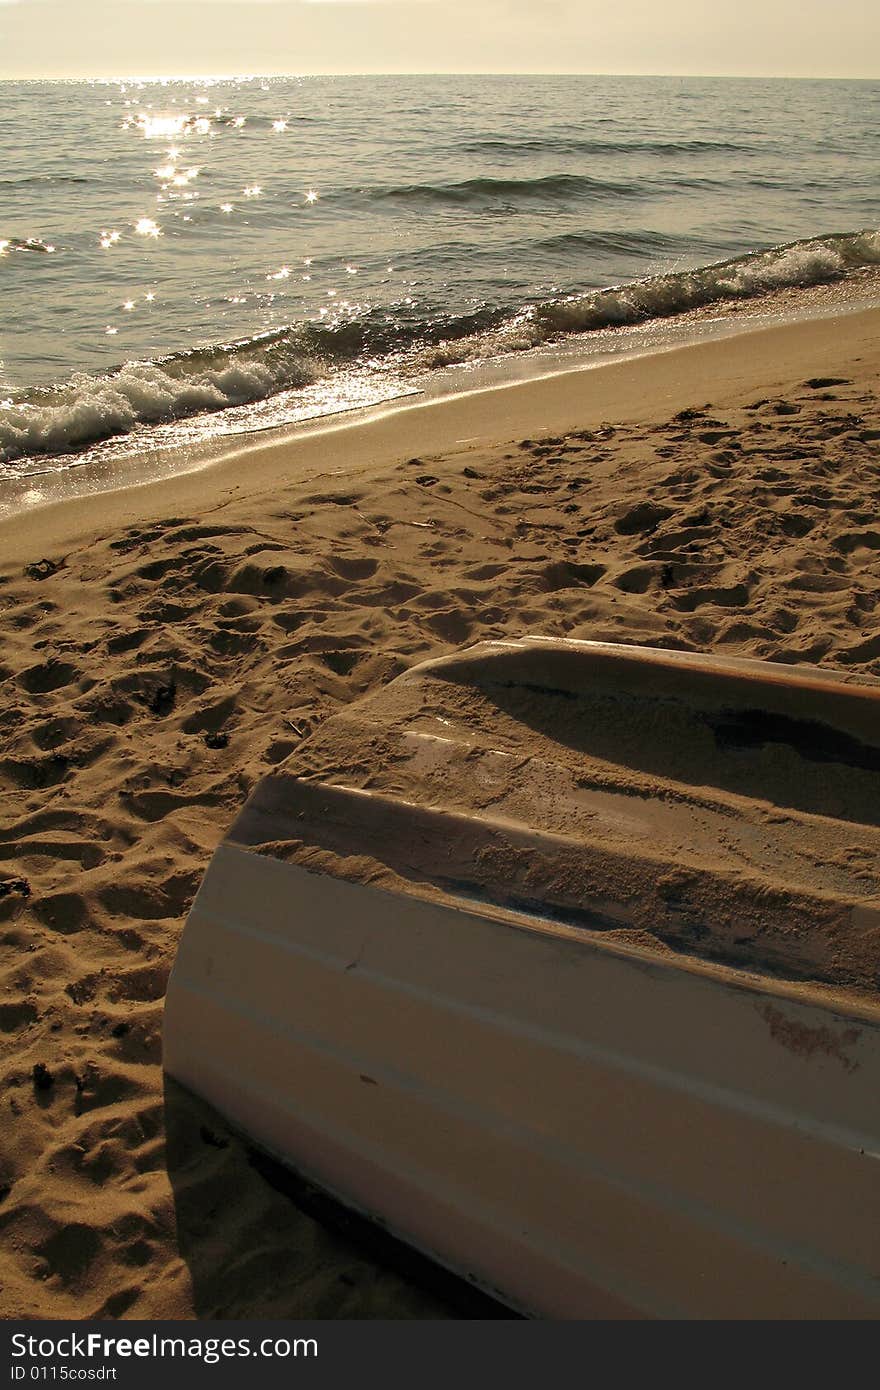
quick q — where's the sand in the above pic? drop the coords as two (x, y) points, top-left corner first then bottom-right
(1, 305), (879, 1319)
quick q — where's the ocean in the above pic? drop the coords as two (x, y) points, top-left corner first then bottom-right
(1, 73), (879, 492)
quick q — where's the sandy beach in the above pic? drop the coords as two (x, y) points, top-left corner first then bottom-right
(1, 305), (879, 1319)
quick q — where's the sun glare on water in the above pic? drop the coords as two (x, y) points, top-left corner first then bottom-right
(136, 112), (212, 139)
(136, 113), (189, 139)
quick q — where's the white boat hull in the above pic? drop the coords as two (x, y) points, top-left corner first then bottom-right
(164, 640), (880, 1318)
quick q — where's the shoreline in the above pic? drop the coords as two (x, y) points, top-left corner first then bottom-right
(4, 266), (879, 525)
(3, 300), (880, 567)
(1, 299), (879, 1319)
(3, 212), (879, 488)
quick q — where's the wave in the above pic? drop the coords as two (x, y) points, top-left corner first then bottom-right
(0, 236), (56, 254)
(374, 227), (740, 280)
(124, 110), (319, 138)
(0, 175), (90, 187)
(350, 172), (640, 206)
(532, 227), (704, 257)
(213, 113), (319, 128)
(2, 226), (878, 465)
(454, 136), (759, 158)
(0, 333), (320, 463)
(419, 228), (880, 366)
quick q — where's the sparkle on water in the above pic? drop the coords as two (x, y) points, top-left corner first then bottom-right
(2, 73), (879, 475)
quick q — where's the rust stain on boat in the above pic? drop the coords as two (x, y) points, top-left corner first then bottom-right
(761, 1003), (861, 1073)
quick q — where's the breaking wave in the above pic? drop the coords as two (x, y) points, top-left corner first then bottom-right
(419, 228), (880, 366)
(2, 226), (879, 465)
(0, 333), (320, 463)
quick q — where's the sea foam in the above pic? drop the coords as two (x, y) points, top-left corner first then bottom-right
(2, 228), (878, 465)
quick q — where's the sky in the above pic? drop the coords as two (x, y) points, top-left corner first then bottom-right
(0, 0), (878, 80)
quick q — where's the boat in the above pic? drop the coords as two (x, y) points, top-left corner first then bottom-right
(163, 638), (880, 1318)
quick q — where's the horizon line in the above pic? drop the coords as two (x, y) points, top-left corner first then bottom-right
(1, 69), (878, 81)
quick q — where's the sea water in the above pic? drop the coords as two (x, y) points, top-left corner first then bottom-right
(1, 73), (879, 487)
